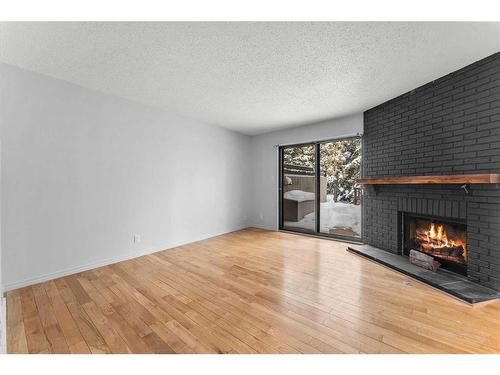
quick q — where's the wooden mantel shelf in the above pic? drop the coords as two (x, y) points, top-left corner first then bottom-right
(358, 173), (500, 185)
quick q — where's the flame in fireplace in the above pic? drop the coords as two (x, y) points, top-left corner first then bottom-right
(415, 222), (467, 260)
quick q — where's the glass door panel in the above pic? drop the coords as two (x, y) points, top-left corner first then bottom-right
(281, 144), (316, 233)
(319, 138), (362, 238)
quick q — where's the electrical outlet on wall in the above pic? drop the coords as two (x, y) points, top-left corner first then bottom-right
(133, 234), (141, 243)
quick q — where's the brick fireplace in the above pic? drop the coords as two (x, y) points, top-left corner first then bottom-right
(361, 51), (500, 291)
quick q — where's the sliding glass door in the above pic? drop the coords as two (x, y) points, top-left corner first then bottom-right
(279, 137), (361, 240)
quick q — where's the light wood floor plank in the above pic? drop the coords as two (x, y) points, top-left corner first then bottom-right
(6, 291), (28, 354)
(53, 278), (111, 354)
(6, 228), (500, 353)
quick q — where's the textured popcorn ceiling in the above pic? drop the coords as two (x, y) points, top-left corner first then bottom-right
(1, 22), (500, 135)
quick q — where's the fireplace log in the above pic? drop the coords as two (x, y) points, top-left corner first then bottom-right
(410, 258), (441, 271)
(410, 249), (435, 262)
(409, 250), (441, 271)
(413, 240), (464, 257)
(424, 245), (464, 256)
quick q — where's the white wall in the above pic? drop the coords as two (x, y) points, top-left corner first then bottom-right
(0, 136), (4, 354)
(0, 62), (362, 292)
(248, 114), (363, 230)
(0, 63), (250, 291)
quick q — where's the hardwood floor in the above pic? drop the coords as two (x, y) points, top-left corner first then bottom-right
(6, 228), (500, 354)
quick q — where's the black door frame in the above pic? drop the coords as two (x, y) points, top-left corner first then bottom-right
(278, 136), (362, 242)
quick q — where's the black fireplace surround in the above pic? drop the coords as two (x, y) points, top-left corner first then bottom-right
(362, 51), (500, 291)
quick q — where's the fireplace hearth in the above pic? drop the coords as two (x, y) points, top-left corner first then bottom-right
(402, 213), (467, 276)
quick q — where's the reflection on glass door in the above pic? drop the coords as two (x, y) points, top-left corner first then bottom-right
(279, 137), (361, 240)
(281, 144), (316, 233)
(319, 138), (362, 238)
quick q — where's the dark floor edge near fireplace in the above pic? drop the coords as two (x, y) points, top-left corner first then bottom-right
(347, 244), (500, 304)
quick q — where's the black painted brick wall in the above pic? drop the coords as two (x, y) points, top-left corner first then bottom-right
(362, 52), (500, 290)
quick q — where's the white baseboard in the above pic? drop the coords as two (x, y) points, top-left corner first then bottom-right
(2, 226), (248, 293)
(0, 297), (6, 354)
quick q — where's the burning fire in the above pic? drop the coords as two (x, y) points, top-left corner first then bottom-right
(415, 222), (467, 260)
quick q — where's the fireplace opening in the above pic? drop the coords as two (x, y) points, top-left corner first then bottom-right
(402, 213), (467, 275)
